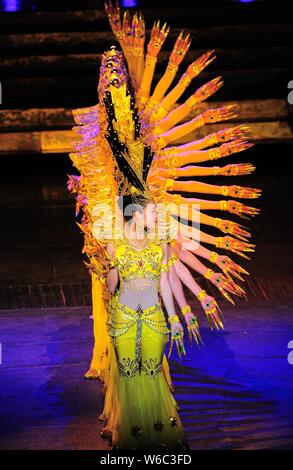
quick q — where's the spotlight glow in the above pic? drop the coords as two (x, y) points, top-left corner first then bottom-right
(1, 0), (21, 11)
(121, 0), (138, 7)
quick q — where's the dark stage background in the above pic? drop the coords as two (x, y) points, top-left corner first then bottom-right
(0, 0), (293, 451)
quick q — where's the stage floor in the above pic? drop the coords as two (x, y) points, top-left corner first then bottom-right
(0, 301), (293, 450)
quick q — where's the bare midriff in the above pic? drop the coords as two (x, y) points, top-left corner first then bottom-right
(118, 277), (160, 311)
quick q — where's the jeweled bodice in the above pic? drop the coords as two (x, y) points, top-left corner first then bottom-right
(115, 239), (163, 281)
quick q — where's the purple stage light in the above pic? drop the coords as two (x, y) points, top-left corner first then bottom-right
(1, 0), (21, 11)
(121, 0), (138, 7)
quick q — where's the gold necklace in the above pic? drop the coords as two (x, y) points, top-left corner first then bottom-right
(124, 223), (149, 251)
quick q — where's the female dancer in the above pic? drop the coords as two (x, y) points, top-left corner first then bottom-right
(100, 195), (190, 450)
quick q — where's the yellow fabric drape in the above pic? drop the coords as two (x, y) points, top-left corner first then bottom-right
(84, 273), (110, 381)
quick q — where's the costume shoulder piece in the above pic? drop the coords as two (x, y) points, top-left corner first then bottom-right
(67, 2), (261, 309)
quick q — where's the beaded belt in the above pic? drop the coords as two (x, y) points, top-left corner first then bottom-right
(108, 302), (170, 363)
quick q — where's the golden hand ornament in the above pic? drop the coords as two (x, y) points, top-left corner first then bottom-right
(168, 318), (185, 359)
(122, 10), (134, 48)
(210, 125), (251, 145)
(207, 271), (245, 304)
(187, 77), (223, 108)
(132, 12), (145, 48)
(186, 50), (216, 79)
(214, 218), (251, 241)
(219, 163), (256, 176)
(222, 200), (261, 220)
(214, 254), (249, 281)
(181, 306), (203, 347)
(198, 292), (224, 331)
(105, 1), (122, 39)
(169, 31), (191, 66)
(147, 20), (169, 57)
(216, 235), (256, 259)
(209, 139), (254, 161)
(223, 185), (261, 199)
(221, 139), (254, 156)
(203, 104), (239, 125)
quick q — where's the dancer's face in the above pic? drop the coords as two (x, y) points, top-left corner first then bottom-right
(143, 203), (157, 229)
(132, 202), (157, 229)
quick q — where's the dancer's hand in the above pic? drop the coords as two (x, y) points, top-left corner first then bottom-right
(205, 270), (245, 304)
(221, 200), (261, 220)
(187, 77), (223, 108)
(209, 125), (251, 145)
(67, 174), (80, 193)
(183, 311), (203, 347)
(214, 218), (251, 240)
(186, 50), (216, 79)
(122, 10), (133, 48)
(213, 254), (249, 281)
(147, 20), (169, 57)
(169, 31), (191, 66)
(197, 291), (224, 330)
(219, 163), (256, 176)
(208, 139), (254, 161)
(216, 235), (256, 259)
(132, 12), (145, 48)
(168, 318), (185, 358)
(203, 104), (239, 124)
(105, 1), (122, 39)
(223, 185), (262, 199)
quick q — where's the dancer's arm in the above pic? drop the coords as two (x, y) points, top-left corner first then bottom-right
(156, 51), (216, 115)
(172, 259), (224, 330)
(138, 21), (169, 100)
(160, 243), (178, 319)
(155, 105), (239, 149)
(149, 31), (191, 105)
(167, 250), (202, 346)
(160, 242), (185, 357)
(156, 162), (255, 178)
(105, 243), (119, 292)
